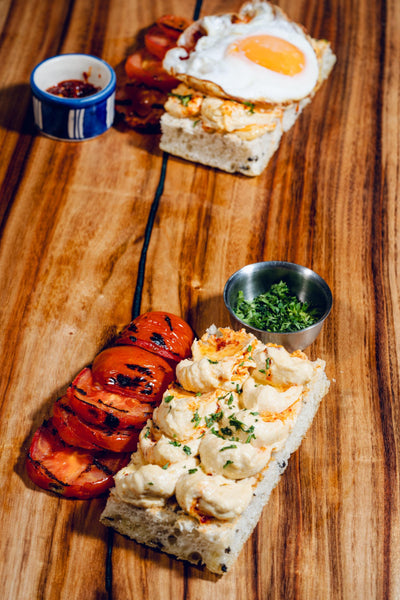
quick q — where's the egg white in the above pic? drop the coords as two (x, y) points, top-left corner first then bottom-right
(163, 3), (319, 104)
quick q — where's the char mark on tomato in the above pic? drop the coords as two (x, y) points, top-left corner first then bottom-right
(54, 397), (141, 453)
(91, 346), (175, 401)
(164, 314), (173, 331)
(26, 419), (130, 499)
(126, 363), (153, 376)
(104, 413), (121, 429)
(26, 451), (66, 493)
(92, 457), (115, 476)
(114, 311), (195, 364)
(110, 373), (155, 396)
(53, 397), (104, 450)
(69, 367), (156, 430)
(150, 332), (168, 348)
(27, 423), (69, 488)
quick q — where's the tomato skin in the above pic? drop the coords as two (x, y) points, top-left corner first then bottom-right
(53, 396), (140, 453)
(68, 367), (155, 429)
(156, 15), (191, 40)
(144, 25), (177, 60)
(91, 345), (175, 401)
(115, 311), (195, 364)
(27, 310), (194, 499)
(26, 419), (129, 499)
(53, 395), (102, 449)
(125, 49), (180, 91)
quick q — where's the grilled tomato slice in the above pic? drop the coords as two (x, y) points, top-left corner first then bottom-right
(26, 419), (129, 499)
(115, 311), (195, 364)
(91, 345), (175, 401)
(68, 367), (155, 429)
(144, 25), (177, 60)
(52, 395), (103, 450)
(156, 15), (191, 40)
(53, 396), (141, 453)
(125, 48), (179, 91)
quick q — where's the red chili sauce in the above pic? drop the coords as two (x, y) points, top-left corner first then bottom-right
(46, 72), (101, 98)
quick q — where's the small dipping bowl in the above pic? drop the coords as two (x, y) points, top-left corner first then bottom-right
(30, 54), (116, 141)
(223, 261), (333, 352)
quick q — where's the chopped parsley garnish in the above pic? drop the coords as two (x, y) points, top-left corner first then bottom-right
(220, 444), (237, 451)
(234, 281), (320, 333)
(205, 411), (223, 428)
(169, 92), (192, 106)
(218, 391), (234, 405)
(223, 460), (234, 468)
(162, 462), (170, 470)
(208, 359), (218, 364)
(191, 410), (201, 427)
(188, 468), (198, 474)
(243, 101), (255, 114)
(183, 445), (192, 455)
(169, 440), (181, 447)
(211, 427), (225, 438)
(144, 428), (150, 439)
(220, 426), (233, 437)
(227, 416), (256, 441)
(164, 395), (174, 404)
(228, 415), (245, 431)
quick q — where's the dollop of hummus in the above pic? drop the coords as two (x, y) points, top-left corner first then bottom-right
(114, 327), (322, 521)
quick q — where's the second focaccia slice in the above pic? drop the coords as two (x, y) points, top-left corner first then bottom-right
(160, 1), (336, 175)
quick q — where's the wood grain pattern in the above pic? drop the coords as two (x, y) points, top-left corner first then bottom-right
(0, 0), (399, 598)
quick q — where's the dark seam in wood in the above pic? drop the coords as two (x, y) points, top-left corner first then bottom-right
(105, 1), (204, 594)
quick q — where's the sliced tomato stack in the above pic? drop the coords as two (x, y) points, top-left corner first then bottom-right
(26, 311), (195, 499)
(116, 15), (191, 131)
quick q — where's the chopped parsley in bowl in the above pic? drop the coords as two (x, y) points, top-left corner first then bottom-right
(223, 262), (332, 351)
(234, 281), (320, 333)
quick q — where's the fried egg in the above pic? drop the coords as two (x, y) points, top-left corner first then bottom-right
(163, 2), (319, 104)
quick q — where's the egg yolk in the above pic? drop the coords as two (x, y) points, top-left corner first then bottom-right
(229, 35), (305, 76)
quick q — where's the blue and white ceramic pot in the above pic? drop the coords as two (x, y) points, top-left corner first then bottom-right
(30, 54), (116, 141)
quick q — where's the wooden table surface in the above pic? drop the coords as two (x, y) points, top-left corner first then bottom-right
(1, 0), (399, 598)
